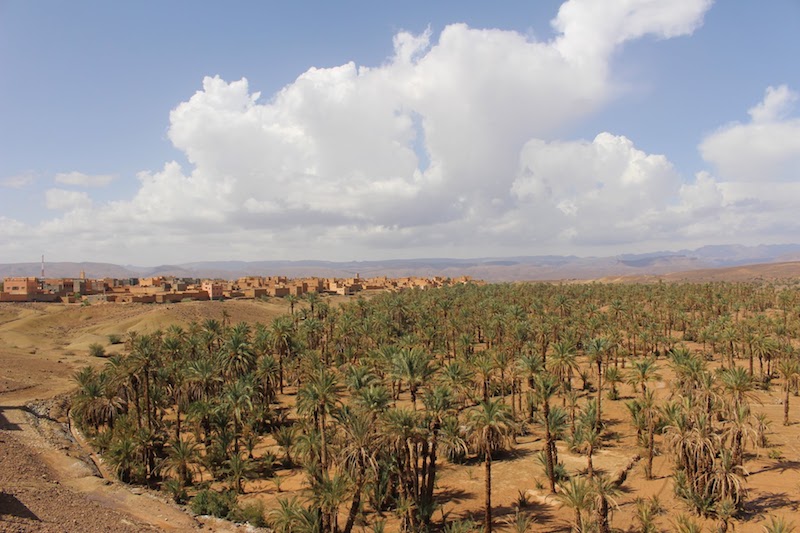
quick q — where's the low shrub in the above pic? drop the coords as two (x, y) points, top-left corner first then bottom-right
(235, 499), (267, 527)
(162, 479), (188, 504)
(190, 489), (238, 519)
(88, 343), (106, 357)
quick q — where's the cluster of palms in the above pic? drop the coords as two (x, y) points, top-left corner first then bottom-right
(69, 280), (800, 531)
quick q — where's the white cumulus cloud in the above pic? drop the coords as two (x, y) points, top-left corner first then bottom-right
(0, 0), (719, 262)
(700, 85), (800, 182)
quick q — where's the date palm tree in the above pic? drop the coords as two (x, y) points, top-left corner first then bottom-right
(626, 357), (661, 397)
(391, 347), (435, 411)
(586, 337), (610, 431)
(270, 315), (295, 394)
(547, 340), (578, 395)
(335, 407), (379, 533)
(273, 424), (297, 467)
(255, 354), (281, 407)
(220, 326), (255, 381)
(762, 516), (796, 533)
(222, 377), (254, 455)
(777, 356), (800, 425)
(226, 452), (253, 494)
(556, 476), (592, 533)
(296, 366), (341, 472)
(161, 437), (200, 486)
(592, 474), (620, 533)
(533, 371), (560, 492)
(466, 399), (515, 533)
(269, 496), (320, 533)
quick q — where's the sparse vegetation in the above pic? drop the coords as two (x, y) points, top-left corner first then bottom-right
(88, 342), (106, 357)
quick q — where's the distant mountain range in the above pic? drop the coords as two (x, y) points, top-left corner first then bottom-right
(3, 244), (800, 282)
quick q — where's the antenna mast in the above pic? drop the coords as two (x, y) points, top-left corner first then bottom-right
(41, 255), (44, 278)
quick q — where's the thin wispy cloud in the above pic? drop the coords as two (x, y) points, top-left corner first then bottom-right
(54, 171), (115, 187)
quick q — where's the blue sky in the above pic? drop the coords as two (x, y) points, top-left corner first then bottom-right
(1, 0), (799, 264)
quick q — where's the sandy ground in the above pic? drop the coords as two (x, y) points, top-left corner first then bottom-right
(1, 299), (799, 532)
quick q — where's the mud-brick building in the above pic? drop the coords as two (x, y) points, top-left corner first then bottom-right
(0, 277), (58, 302)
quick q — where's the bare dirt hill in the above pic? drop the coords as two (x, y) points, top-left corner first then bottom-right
(596, 260), (800, 284)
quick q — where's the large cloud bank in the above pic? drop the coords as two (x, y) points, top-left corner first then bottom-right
(5, 0), (798, 263)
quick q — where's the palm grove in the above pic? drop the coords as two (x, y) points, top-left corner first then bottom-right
(70, 281), (800, 532)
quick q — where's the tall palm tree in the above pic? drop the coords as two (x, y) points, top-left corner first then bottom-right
(390, 347), (435, 410)
(220, 327), (256, 381)
(223, 377), (254, 454)
(591, 474), (621, 533)
(718, 366), (757, 412)
(638, 390), (661, 480)
(379, 407), (424, 532)
(556, 476), (592, 533)
(533, 372), (560, 492)
(438, 360), (475, 407)
(129, 334), (160, 432)
(572, 421), (602, 478)
(296, 367), (341, 472)
(335, 407), (379, 533)
(626, 357), (661, 397)
(777, 356), (800, 425)
(270, 315), (295, 394)
(547, 340), (579, 394)
(586, 337), (610, 431)
(466, 399), (515, 533)
(255, 354), (281, 406)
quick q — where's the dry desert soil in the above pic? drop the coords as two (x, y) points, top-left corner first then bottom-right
(1, 296), (799, 532)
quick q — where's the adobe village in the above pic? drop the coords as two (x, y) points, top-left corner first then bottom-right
(1, 273), (476, 303)
(2, 262), (800, 532)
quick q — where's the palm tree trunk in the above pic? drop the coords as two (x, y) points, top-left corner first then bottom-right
(785, 384), (791, 426)
(543, 401), (556, 493)
(646, 421), (655, 479)
(424, 436), (438, 514)
(175, 398), (181, 441)
(133, 385), (141, 430)
(143, 367), (152, 432)
(278, 352), (284, 394)
(596, 362), (603, 431)
(319, 411), (328, 471)
(597, 496), (610, 533)
(484, 450), (492, 533)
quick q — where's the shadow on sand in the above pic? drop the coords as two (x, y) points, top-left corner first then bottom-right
(0, 492), (41, 522)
